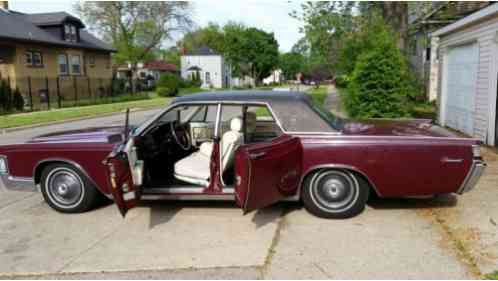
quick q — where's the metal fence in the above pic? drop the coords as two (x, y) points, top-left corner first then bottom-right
(0, 75), (148, 112)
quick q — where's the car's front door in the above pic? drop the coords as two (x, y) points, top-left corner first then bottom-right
(234, 134), (303, 213)
(105, 138), (143, 217)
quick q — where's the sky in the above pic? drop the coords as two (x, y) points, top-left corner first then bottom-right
(8, 0), (305, 52)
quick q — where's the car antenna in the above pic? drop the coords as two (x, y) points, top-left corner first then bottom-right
(124, 108), (130, 142)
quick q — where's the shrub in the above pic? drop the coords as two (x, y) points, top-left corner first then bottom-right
(343, 26), (412, 119)
(156, 73), (180, 97)
(334, 75), (350, 88)
(0, 80), (13, 112)
(0, 80), (6, 111)
(12, 87), (24, 111)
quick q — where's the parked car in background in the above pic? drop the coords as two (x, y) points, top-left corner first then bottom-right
(0, 91), (487, 218)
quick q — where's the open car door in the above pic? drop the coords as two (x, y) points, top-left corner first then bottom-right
(105, 138), (144, 217)
(234, 135), (303, 213)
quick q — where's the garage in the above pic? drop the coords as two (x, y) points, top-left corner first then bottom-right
(443, 43), (479, 136)
(432, 4), (498, 146)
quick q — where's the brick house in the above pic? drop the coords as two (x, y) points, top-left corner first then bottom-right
(0, 2), (114, 107)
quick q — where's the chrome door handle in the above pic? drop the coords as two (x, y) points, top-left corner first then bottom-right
(249, 152), (266, 160)
(442, 158), (464, 163)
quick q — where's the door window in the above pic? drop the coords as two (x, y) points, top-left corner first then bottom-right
(245, 105), (282, 143)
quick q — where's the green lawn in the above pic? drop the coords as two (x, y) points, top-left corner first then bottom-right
(486, 271), (498, 280)
(0, 95), (171, 129)
(307, 86), (328, 106)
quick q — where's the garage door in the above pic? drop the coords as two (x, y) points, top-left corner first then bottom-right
(444, 43), (478, 136)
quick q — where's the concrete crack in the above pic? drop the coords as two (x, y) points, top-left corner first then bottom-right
(260, 206), (288, 279)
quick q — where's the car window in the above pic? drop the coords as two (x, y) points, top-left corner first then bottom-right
(158, 105), (202, 124)
(190, 105), (218, 122)
(245, 105), (282, 143)
(219, 105), (243, 135)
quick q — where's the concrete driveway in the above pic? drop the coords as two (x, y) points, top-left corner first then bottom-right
(0, 110), (497, 279)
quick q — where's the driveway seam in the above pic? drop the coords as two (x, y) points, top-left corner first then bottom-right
(55, 211), (146, 273)
(260, 206), (289, 279)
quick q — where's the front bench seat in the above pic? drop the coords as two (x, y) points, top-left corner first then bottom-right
(174, 118), (243, 186)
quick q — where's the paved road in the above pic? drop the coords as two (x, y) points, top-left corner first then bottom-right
(0, 109), (497, 279)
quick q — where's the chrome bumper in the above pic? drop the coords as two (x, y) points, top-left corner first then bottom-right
(457, 159), (487, 194)
(0, 174), (37, 192)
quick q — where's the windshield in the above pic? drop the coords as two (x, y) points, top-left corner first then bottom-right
(308, 100), (345, 132)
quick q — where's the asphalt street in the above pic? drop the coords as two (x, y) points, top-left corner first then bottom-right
(0, 108), (497, 279)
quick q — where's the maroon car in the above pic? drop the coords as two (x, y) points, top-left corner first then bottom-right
(0, 91), (487, 218)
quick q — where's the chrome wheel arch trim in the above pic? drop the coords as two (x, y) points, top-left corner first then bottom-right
(32, 158), (108, 198)
(299, 164), (381, 198)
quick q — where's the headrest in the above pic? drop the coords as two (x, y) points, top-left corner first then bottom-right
(230, 117), (242, 132)
(246, 112), (257, 133)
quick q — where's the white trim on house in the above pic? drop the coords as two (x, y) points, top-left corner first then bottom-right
(433, 3), (498, 37)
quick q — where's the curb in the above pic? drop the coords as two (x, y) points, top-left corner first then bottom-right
(0, 106), (163, 134)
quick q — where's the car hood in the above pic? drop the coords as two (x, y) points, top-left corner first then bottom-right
(28, 126), (126, 144)
(341, 119), (460, 138)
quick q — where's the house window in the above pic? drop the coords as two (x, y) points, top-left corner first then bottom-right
(70, 55), (81, 75)
(24, 52), (32, 65)
(25, 51), (43, 67)
(88, 55), (95, 67)
(205, 72), (211, 84)
(58, 54), (68, 75)
(64, 24), (77, 42)
(425, 47), (431, 62)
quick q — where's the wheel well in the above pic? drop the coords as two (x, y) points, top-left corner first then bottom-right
(301, 167), (381, 198)
(34, 161), (74, 185)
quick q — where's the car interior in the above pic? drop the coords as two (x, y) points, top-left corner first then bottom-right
(129, 103), (283, 192)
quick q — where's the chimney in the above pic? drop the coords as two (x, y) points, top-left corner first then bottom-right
(0, 1), (8, 10)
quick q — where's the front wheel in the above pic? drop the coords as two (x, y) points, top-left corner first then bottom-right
(40, 163), (100, 213)
(302, 169), (369, 219)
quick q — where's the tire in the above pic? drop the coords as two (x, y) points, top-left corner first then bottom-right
(40, 163), (100, 213)
(302, 169), (369, 219)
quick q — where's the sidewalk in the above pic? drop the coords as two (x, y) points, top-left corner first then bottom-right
(324, 85), (347, 118)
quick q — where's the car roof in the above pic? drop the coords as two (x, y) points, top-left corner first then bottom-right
(172, 90), (310, 105)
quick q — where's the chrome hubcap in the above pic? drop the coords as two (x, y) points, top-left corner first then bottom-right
(310, 170), (359, 211)
(48, 169), (83, 206)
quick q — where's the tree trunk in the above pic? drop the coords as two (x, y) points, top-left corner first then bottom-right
(381, 2), (408, 51)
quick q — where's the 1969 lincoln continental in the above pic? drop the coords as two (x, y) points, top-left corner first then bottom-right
(0, 91), (487, 218)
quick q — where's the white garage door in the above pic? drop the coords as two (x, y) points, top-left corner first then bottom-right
(444, 43), (478, 136)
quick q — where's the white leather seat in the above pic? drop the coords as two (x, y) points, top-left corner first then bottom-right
(174, 118), (243, 186)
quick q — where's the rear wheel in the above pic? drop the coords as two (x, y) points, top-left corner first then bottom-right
(41, 163), (99, 213)
(302, 169), (369, 219)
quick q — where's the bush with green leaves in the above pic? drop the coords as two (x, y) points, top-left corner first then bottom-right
(156, 73), (180, 97)
(343, 26), (412, 119)
(0, 80), (13, 112)
(13, 87), (24, 111)
(334, 75), (350, 88)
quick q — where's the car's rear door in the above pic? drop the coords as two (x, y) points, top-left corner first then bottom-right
(234, 134), (303, 213)
(105, 138), (143, 217)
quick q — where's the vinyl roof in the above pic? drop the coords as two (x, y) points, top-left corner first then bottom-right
(172, 90), (310, 104)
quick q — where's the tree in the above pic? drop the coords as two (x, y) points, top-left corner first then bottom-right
(12, 87), (24, 111)
(243, 27), (279, 83)
(344, 25), (412, 118)
(380, 2), (408, 51)
(159, 46), (181, 67)
(76, 2), (192, 92)
(179, 22), (225, 53)
(279, 52), (305, 81)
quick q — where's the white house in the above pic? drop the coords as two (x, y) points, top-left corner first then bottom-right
(180, 46), (231, 89)
(430, 3), (498, 146)
(262, 69), (283, 85)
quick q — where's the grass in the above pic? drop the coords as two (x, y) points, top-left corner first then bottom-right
(307, 86), (328, 106)
(59, 92), (152, 108)
(178, 87), (204, 96)
(410, 102), (437, 119)
(486, 271), (498, 280)
(0, 94), (171, 129)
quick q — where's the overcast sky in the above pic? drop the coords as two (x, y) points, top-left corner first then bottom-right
(8, 0), (304, 52)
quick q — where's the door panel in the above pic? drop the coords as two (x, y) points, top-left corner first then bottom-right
(106, 144), (141, 217)
(445, 43), (478, 135)
(235, 135), (303, 213)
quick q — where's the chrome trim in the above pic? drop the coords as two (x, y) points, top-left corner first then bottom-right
(0, 174), (37, 192)
(0, 155), (8, 175)
(299, 164), (381, 197)
(144, 187), (205, 194)
(33, 158), (102, 193)
(442, 157), (464, 163)
(214, 104), (222, 138)
(141, 194), (235, 201)
(135, 101), (288, 137)
(457, 159), (487, 194)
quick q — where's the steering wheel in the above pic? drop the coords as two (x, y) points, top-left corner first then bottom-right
(170, 121), (191, 151)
